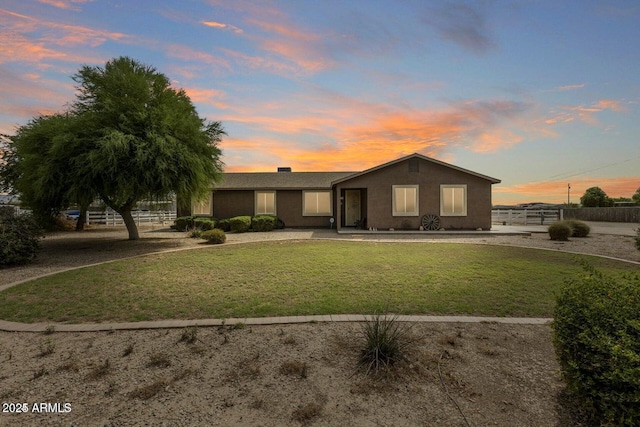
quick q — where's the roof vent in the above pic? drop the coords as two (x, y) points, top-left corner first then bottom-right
(277, 167), (292, 172)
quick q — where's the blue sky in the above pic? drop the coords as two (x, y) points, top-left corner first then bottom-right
(1, 0), (638, 204)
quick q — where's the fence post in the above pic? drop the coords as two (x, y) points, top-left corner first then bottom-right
(524, 209), (527, 225)
(559, 209), (563, 221)
(508, 210), (512, 225)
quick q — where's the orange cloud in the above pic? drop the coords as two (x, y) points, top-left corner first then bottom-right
(494, 176), (640, 205)
(183, 87), (229, 110)
(218, 97), (534, 172)
(222, 97), (524, 171)
(548, 99), (628, 126)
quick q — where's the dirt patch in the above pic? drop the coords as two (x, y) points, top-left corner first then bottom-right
(0, 322), (576, 426)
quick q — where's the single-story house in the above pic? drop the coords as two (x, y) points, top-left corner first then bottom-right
(190, 153), (501, 231)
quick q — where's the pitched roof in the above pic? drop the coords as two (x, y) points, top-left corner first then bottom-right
(331, 153), (501, 185)
(215, 172), (355, 190)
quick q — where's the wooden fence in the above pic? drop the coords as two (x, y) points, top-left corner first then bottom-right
(492, 209), (560, 225)
(563, 207), (640, 223)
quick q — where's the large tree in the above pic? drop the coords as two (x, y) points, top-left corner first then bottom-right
(580, 186), (613, 207)
(2, 57), (224, 239)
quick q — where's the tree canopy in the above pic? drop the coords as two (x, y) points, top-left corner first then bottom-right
(0, 56), (224, 239)
(580, 186), (613, 207)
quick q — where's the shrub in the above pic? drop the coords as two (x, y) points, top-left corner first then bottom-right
(553, 262), (640, 426)
(251, 215), (277, 232)
(565, 219), (590, 237)
(0, 209), (44, 268)
(229, 216), (251, 233)
(548, 222), (571, 241)
(174, 216), (195, 232)
(216, 218), (231, 232)
(201, 229), (226, 244)
(359, 313), (413, 375)
(188, 228), (203, 238)
(193, 217), (216, 231)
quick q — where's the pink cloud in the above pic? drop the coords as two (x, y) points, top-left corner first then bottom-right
(36, 0), (92, 11)
(202, 20), (243, 34)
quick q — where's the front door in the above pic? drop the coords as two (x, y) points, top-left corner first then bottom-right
(345, 190), (361, 227)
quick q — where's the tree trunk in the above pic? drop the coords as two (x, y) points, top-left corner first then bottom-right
(75, 205), (88, 231)
(120, 208), (140, 240)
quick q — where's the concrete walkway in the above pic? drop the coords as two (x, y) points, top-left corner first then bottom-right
(0, 314), (552, 333)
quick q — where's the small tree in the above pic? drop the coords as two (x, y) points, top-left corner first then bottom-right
(1, 115), (95, 230)
(580, 187), (612, 207)
(632, 187), (640, 205)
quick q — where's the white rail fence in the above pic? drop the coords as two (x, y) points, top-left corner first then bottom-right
(88, 210), (176, 226)
(5, 206), (176, 226)
(492, 209), (561, 225)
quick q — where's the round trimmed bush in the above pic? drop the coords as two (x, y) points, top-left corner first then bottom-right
(251, 215), (277, 232)
(201, 229), (226, 244)
(229, 216), (251, 233)
(548, 222), (571, 241)
(566, 219), (590, 237)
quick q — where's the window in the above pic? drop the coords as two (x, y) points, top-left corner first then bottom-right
(303, 191), (332, 216)
(440, 185), (467, 216)
(255, 191), (276, 215)
(392, 185), (419, 216)
(192, 193), (212, 216)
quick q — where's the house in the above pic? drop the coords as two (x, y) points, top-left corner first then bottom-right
(191, 153), (501, 231)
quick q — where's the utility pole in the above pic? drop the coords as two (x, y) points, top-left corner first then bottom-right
(567, 183), (571, 205)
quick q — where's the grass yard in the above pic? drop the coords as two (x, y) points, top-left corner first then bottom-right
(0, 240), (637, 323)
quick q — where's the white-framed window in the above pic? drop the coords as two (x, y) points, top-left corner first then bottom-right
(440, 185), (467, 216)
(255, 191), (276, 215)
(192, 193), (212, 216)
(392, 185), (419, 216)
(303, 191), (332, 216)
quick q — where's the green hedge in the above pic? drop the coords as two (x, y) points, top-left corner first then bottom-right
(216, 218), (231, 232)
(193, 217), (216, 231)
(229, 216), (252, 233)
(201, 229), (226, 244)
(0, 209), (44, 268)
(174, 216), (195, 232)
(553, 262), (640, 426)
(548, 222), (572, 241)
(252, 215), (277, 232)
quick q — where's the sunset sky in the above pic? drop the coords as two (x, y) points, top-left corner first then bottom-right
(1, 0), (639, 205)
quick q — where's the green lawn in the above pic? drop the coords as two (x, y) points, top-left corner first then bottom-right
(0, 240), (636, 323)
